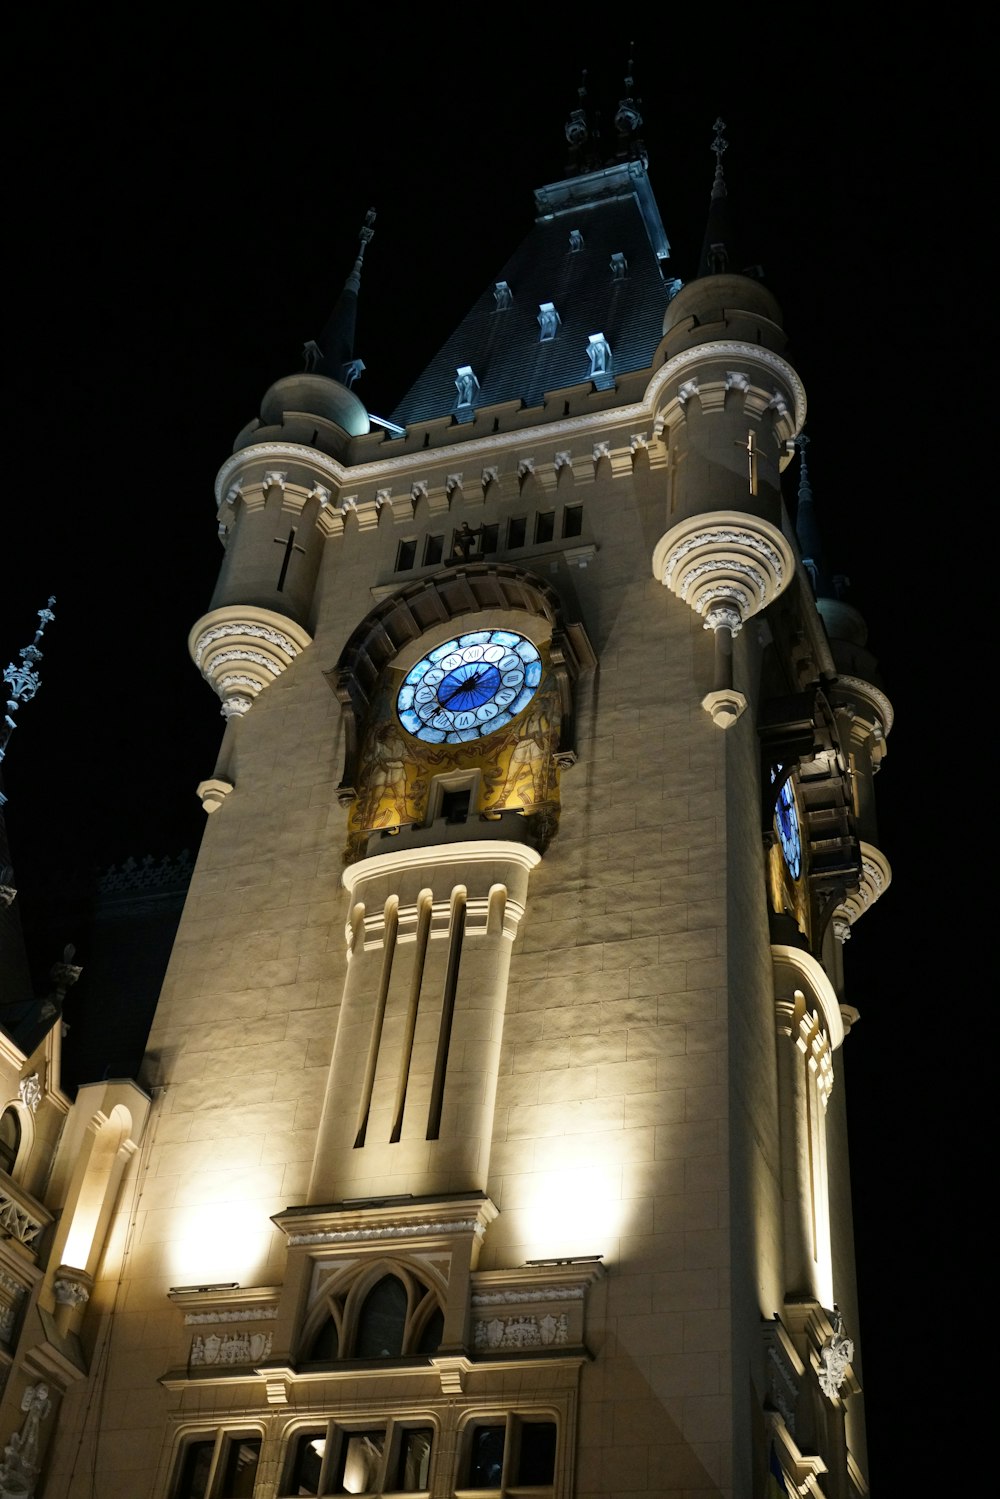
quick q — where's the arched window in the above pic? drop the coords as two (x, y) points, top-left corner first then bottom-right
(301, 1260), (444, 1363)
(0, 1108), (22, 1177)
(355, 1275), (408, 1359)
(306, 1315), (340, 1362)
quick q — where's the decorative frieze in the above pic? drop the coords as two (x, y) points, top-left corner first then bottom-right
(471, 1286), (584, 1307)
(473, 1313), (568, 1351)
(0, 1192), (43, 1247)
(286, 1217), (483, 1248)
(183, 1304), (278, 1326)
(189, 1330), (272, 1367)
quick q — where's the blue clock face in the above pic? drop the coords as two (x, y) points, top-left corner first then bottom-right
(774, 773), (802, 880)
(397, 629), (542, 744)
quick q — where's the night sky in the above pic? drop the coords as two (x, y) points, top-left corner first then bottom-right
(4, 22), (960, 1488)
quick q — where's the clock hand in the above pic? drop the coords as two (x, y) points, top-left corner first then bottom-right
(441, 669), (485, 707)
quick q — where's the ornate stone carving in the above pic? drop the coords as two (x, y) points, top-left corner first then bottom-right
(472, 1286), (584, 1306)
(287, 1217), (483, 1247)
(761, 1318), (803, 1437)
(832, 842), (892, 936)
(0, 1381), (51, 1498)
(0, 1277), (25, 1348)
(17, 1076), (40, 1115)
(653, 512), (795, 728)
(817, 1311), (854, 1400)
(190, 1330), (272, 1366)
(183, 1304), (278, 1325)
(473, 1313), (568, 1350)
(53, 1278), (90, 1309)
(0, 1194), (42, 1246)
(189, 606), (312, 717)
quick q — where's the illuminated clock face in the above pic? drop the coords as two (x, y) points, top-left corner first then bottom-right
(775, 774), (802, 880)
(397, 629), (542, 744)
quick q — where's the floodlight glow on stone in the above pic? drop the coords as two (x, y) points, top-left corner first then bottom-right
(398, 630), (542, 744)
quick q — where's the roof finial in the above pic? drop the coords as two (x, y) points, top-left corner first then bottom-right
(565, 68), (590, 150)
(710, 117), (728, 199)
(344, 207), (376, 296)
(0, 598), (56, 775)
(698, 117), (732, 276)
(615, 48), (643, 138)
(304, 209), (376, 384)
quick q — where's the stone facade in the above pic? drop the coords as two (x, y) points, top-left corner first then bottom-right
(31, 146), (885, 1499)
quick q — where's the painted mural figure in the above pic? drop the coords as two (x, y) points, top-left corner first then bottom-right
(358, 722), (410, 829)
(495, 696), (555, 808)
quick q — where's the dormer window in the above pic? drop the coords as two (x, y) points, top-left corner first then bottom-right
(493, 280), (512, 310)
(610, 252), (628, 280)
(586, 333), (612, 380)
(569, 229), (584, 252)
(537, 303), (561, 341)
(454, 365), (480, 409)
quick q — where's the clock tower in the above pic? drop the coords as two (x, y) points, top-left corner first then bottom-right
(43, 110), (887, 1499)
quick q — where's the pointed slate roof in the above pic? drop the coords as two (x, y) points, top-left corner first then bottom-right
(392, 160), (672, 426)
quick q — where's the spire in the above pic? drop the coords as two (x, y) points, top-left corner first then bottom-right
(698, 117), (734, 278)
(0, 597), (56, 782)
(614, 51), (644, 158)
(1, 598), (55, 905)
(794, 436), (824, 594)
(303, 208), (376, 386)
(564, 69), (600, 175)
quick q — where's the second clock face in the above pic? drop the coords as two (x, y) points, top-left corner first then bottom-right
(775, 775), (803, 881)
(397, 629), (542, 744)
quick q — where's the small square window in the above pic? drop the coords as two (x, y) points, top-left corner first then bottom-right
(282, 1421), (434, 1497)
(464, 1418), (556, 1493)
(480, 522), (499, 555)
(396, 539), (417, 572)
(337, 1430), (385, 1492)
(534, 511), (554, 545)
(423, 534), (443, 566)
(172, 1433), (262, 1499)
(507, 516), (526, 549)
(562, 505), (583, 539)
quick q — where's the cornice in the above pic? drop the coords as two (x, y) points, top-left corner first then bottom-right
(833, 673), (895, 737)
(214, 341), (806, 505)
(343, 841), (541, 895)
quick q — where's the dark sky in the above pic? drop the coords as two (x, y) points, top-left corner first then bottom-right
(3, 22), (960, 1488)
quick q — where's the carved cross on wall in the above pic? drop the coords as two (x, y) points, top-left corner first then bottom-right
(735, 430), (759, 496)
(273, 528), (305, 592)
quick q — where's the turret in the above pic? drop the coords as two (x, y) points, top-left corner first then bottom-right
(651, 122), (800, 725)
(188, 217), (378, 799)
